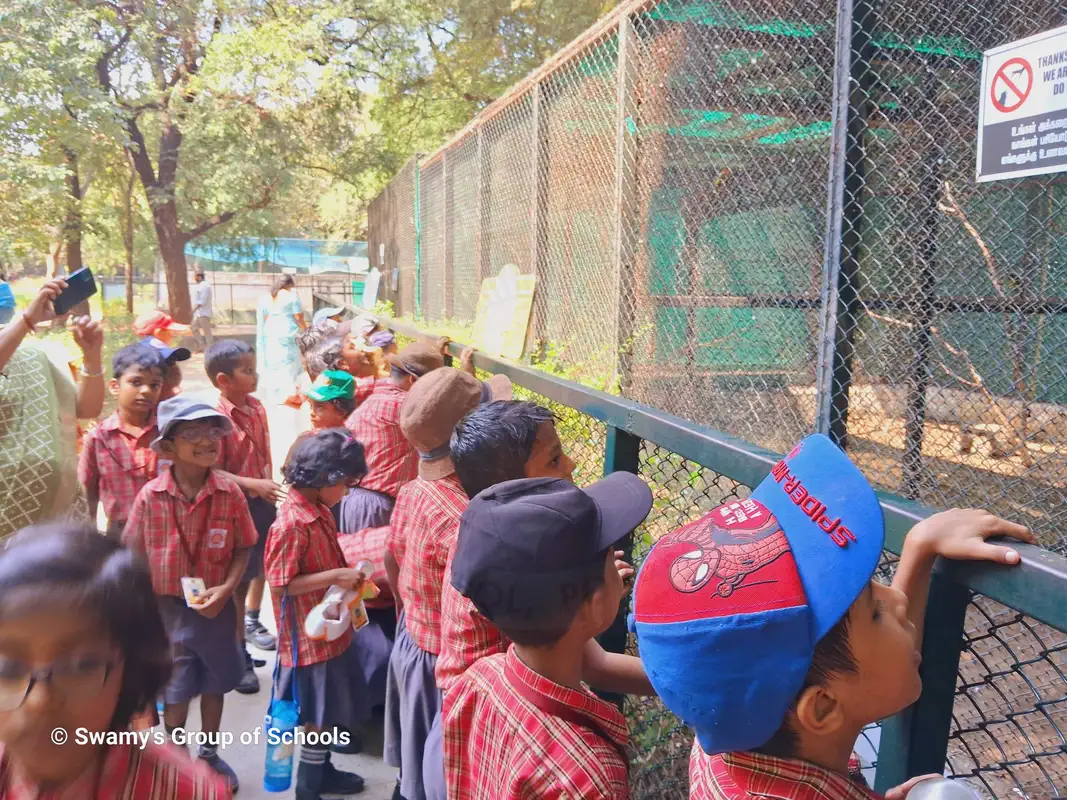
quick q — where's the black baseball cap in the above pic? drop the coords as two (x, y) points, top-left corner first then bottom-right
(451, 475), (653, 631)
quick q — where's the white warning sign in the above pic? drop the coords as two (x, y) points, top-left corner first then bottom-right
(978, 24), (1067, 182)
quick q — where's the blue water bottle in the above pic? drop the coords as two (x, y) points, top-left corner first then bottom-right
(263, 697), (299, 792)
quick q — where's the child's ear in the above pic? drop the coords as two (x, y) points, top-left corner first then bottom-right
(109, 378), (120, 397)
(215, 371), (231, 390)
(793, 684), (847, 738)
(158, 440), (177, 458)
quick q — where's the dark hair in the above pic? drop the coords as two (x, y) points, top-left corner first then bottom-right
(312, 396), (356, 418)
(0, 523), (171, 731)
(298, 321), (337, 358)
(271, 274), (295, 298)
(205, 339), (254, 386)
(305, 335), (345, 382)
(194, 270), (205, 279)
(112, 343), (166, 380)
(495, 550), (609, 648)
(754, 610), (858, 757)
(282, 429), (366, 488)
(451, 401), (555, 498)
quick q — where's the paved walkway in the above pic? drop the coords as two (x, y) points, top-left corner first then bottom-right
(143, 353), (398, 799)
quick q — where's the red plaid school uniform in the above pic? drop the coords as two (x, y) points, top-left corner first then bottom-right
(77, 412), (159, 524)
(266, 490), (353, 667)
(0, 739), (230, 799)
(689, 742), (882, 800)
(354, 376), (377, 407)
(386, 475), (468, 655)
(123, 470), (258, 597)
(337, 525), (394, 607)
(435, 549), (508, 692)
(216, 395), (272, 479)
(443, 646), (630, 800)
(344, 381), (417, 499)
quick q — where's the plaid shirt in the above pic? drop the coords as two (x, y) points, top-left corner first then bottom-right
(386, 475), (468, 655)
(337, 525), (395, 607)
(689, 744), (882, 800)
(217, 395), (272, 480)
(77, 412), (160, 526)
(0, 741), (230, 799)
(443, 646), (630, 799)
(123, 469), (257, 597)
(354, 376), (377, 407)
(344, 381), (417, 499)
(436, 549), (509, 692)
(266, 490), (353, 667)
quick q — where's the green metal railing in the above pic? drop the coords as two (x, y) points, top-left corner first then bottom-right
(317, 293), (1067, 797)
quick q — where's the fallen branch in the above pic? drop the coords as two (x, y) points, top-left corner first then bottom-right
(937, 181), (1004, 298)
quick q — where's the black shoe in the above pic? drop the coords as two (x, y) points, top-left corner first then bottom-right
(390, 782), (406, 800)
(322, 761), (365, 795)
(331, 729), (363, 755)
(235, 664), (259, 694)
(245, 617), (277, 651)
(243, 648), (267, 669)
(200, 752), (239, 793)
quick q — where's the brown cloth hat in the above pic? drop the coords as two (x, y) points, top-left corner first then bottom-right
(401, 369), (513, 480)
(388, 342), (445, 379)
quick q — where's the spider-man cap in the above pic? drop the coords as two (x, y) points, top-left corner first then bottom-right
(630, 434), (884, 755)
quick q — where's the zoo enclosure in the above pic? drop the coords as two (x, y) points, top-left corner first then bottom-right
(368, 0), (1067, 561)
(366, 313), (1067, 800)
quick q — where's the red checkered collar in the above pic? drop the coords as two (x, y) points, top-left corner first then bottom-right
(0, 741), (131, 799)
(152, 465), (229, 502)
(218, 393), (261, 419)
(100, 411), (157, 440)
(502, 646), (629, 751)
(285, 487), (333, 526)
(701, 747), (881, 800)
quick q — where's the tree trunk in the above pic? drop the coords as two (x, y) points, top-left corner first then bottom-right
(46, 241), (63, 278)
(123, 157), (136, 314)
(62, 147), (90, 316)
(150, 200), (192, 322)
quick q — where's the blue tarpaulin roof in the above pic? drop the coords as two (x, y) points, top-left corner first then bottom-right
(185, 238), (369, 274)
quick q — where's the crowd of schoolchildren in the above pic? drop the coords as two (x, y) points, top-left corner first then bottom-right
(0, 283), (1037, 800)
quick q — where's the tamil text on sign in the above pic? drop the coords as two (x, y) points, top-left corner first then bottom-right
(978, 24), (1067, 182)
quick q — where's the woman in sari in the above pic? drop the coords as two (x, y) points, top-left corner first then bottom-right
(255, 274), (307, 407)
(0, 280), (105, 540)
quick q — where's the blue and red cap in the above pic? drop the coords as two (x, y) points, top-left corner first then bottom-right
(630, 434), (884, 755)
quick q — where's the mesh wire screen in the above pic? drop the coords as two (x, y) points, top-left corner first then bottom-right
(625, 0), (833, 456)
(372, 0), (1067, 793)
(485, 95), (535, 277)
(538, 33), (621, 381)
(949, 595), (1067, 798)
(448, 135), (480, 323)
(842, 2), (1067, 551)
(367, 157), (418, 316)
(420, 158), (446, 321)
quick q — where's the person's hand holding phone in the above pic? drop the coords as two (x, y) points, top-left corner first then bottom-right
(24, 279), (68, 327)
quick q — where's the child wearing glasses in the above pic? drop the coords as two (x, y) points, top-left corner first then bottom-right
(123, 396), (258, 794)
(0, 523), (231, 798)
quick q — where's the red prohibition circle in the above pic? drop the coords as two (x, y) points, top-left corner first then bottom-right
(991, 57), (1033, 113)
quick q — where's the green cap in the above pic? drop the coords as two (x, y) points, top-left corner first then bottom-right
(304, 370), (355, 403)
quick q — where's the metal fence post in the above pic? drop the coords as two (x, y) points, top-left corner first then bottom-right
(527, 82), (548, 355)
(874, 568), (970, 792)
(814, 0), (874, 447)
(598, 426), (643, 706)
(613, 15), (639, 394)
(901, 69), (943, 499)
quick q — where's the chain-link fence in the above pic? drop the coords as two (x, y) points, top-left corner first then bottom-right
(370, 312), (1067, 797)
(370, 0), (1067, 793)
(370, 0), (1067, 557)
